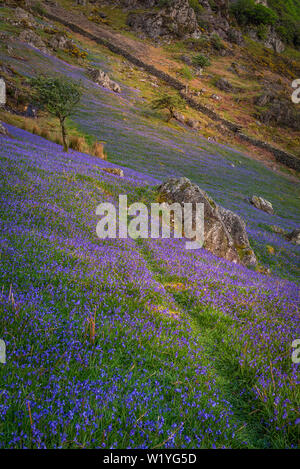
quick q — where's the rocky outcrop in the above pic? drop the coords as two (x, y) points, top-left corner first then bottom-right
(247, 26), (285, 53)
(227, 28), (244, 46)
(218, 206), (257, 266)
(87, 68), (121, 93)
(127, 0), (200, 41)
(13, 7), (37, 28)
(250, 195), (274, 215)
(256, 96), (300, 131)
(19, 30), (49, 54)
(158, 177), (257, 266)
(48, 33), (71, 51)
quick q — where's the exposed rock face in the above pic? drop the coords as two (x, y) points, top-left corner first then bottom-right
(285, 229), (300, 245)
(247, 26), (285, 53)
(13, 7), (37, 27)
(250, 195), (274, 215)
(227, 28), (244, 46)
(218, 206), (257, 266)
(196, 10), (229, 40)
(254, 85), (300, 130)
(19, 30), (49, 54)
(127, 0), (200, 41)
(158, 177), (257, 266)
(257, 99), (300, 131)
(87, 68), (121, 93)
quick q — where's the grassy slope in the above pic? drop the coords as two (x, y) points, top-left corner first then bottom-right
(0, 12), (299, 282)
(46, 0), (300, 157)
(0, 129), (299, 448)
(0, 3), (299, 449)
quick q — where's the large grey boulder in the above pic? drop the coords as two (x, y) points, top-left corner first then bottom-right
(158, 177), (257, 266)
(87, 68), (121, 93)
(218, 206), (257, 266)
(250, 195), (274, 215)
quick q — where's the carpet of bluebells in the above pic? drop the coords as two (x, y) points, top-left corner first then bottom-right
(0, 28), (299, 448)
(1, 37), (299, 282)
(0, 126), (299, 449)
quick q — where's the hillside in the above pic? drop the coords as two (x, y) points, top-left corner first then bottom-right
(0, 124), (299, 449)
(0, 0), (299, 450)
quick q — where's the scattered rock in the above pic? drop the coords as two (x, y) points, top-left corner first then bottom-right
(248, 26), (285, 53)
(215, 78), (233, 92)
(250, 195), (274, 215)
(173, 111), (186, 125)
(100, 167), (124, 177)
(185, 118), (200, 130)
(285, 229), (300, 245)
(256, 96), (300, 131)
(180, 55), (193, 66)
(215, 78), (243, 94)
(269, 225), (285, 235)
(48, 33), (70, 51)
(210, 94), (222, 101)
(87, 68), (121, 93)
(19, 30), (49, 54)
(158, 177), (257, 267)
(0, 122), (9, 136)
(13, 7), (37, 28)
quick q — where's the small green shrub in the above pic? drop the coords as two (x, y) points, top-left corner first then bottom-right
(189, 0), (203, 15)
(211, 33), (224, 51)
(179, 66), (194, 80)
(192, 54), (211, 68)
(257, 24), (268, 40)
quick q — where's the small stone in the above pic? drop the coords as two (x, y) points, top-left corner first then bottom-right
(100, 168), (124, 178)
(250, 196), (274, 215)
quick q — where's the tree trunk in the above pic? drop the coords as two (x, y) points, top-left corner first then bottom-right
(60, 118), (68, 152)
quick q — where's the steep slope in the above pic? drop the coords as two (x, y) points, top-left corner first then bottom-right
(0, 5), (299, 280)
(0, 126), (299, 448)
